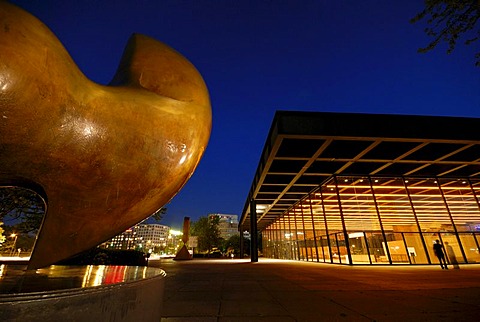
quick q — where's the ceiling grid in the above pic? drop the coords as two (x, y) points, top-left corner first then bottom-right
(240, 112), (480, 231)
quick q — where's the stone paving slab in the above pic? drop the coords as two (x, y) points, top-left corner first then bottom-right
(151, 258), (480, 321)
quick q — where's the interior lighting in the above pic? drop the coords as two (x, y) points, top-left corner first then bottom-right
(348, 232), (364, 238)
(256, 204), (269, 214)
(328, 184), (472, 190)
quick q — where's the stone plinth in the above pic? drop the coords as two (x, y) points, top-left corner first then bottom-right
(0, 264), (166, 321)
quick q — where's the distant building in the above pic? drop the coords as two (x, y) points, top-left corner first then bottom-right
(106, 227), (136, 250)
(104, 223), (170, 253)
(134, 224), (170, 252)
(209, 214), (239, 239)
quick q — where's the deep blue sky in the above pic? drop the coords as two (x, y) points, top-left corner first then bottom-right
(10, 1), (480, 228)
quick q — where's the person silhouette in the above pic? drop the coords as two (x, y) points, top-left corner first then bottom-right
(445, 242), (460, 269)
(433, 239), (448, 269)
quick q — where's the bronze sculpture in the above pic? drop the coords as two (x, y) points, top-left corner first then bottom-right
(0, 2), (211, 269)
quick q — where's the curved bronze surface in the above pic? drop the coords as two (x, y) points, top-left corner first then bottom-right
(0, 2), (211, 269)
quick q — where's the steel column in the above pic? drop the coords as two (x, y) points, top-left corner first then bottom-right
(308, 194), (320, 262)
(436, 178), (468, 263)
(250, 198), (258, 262)
(319, 188), (333, 263)
(402, 177), (431, 264)
(333, 176), (353, 265)
(368, 176), (392, 264)
(299, 203), (309, 261)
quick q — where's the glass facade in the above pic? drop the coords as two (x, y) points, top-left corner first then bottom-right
(262, 175), (480, 265)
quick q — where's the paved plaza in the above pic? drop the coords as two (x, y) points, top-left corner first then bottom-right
(150, 258), (480, 321)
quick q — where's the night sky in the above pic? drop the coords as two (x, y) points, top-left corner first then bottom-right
(10, 1), (480, 228)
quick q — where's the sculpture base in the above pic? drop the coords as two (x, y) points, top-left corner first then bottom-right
(174, 245), (192, 260)
(0, 264), (166, 321)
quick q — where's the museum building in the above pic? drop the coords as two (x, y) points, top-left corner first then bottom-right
(240, 111), (480, 265)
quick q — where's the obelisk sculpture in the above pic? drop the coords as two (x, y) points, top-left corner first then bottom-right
(174, 217), (192, 260)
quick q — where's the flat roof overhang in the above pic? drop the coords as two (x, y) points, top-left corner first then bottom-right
(240, 111), (480, 232)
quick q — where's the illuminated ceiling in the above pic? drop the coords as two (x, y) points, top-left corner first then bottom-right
(240, 111), (480, 231)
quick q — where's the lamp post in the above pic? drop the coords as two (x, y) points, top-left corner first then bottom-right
(10, 233), (18, 257)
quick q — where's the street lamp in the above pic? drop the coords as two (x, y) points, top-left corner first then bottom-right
(10, 233), (18, 257)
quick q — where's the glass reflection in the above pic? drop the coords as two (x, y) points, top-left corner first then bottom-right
(261, 175), (480, 266)
(0, 264), (5, 280)
(0, 265), (165, 294)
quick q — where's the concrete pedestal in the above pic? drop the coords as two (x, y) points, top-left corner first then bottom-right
(0, 264), (166, 321)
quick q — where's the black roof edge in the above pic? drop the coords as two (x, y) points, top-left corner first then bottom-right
(239, 110), (480, 230)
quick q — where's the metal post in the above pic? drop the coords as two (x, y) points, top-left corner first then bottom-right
(250, 198), (258, 262)
(287, 211), (295, 260)
(319, 187), (333, 263)
(282, 215), (289, 259)
(466, 179), (480, 261)
(293, 208), (301, 260)
(362, 231), (372, 264)
(402, 177), (431, 264)
(334, 233), (342, 264)
(308, 194), (320, 262)
(239, 228), (244, 258)
(274, 220), (279, 259)
(299, 203), (309, 261)
(402, 233), (412, 264)
(333, 176), (353, 265)
(368, 176), (392, 264)
(436, 178), (468, 263)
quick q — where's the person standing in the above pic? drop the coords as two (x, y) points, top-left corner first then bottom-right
(433, 239), (448, 269)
